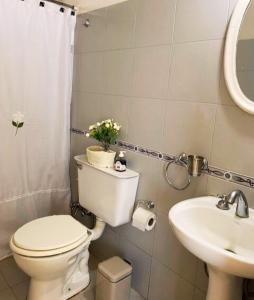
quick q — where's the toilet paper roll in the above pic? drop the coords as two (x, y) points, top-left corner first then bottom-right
(132, 207), (156, 232)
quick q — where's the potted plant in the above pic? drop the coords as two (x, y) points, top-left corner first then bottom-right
(85, 119), (121, 168)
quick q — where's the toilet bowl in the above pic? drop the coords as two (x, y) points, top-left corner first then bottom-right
(10, 215), (93, 300)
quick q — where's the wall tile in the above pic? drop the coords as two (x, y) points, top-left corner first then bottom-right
(70, 134), (89, 203)
(105, 2), (136, 49)
(148, 258), (195, 300)
(131, 46), (172, 99)
(163, 101), (217, 159)
(70, 133), (95, 159)
(127, 150), (207, 217)
(127, 152), (171, 211)
(118, 222), (155, 256)
(156, 173), (208, 214)
(126, 148), (208, 216)
(195, 260), (208, 292)
(133, 0), (176, 47)
(228, 0), (239, 19)
(75, 10), (107, 53)
(128, 98), (166, 150)
(103, 49), (134, 95)
(79, 52), (106, 93)
(118, 237), (152, 299)
(71, 91), (78, 128)
(211, 105), (254, 177)
(168, 40), (223, 103)
(174, 0), (229, 43)
(71, 92), (102, 130)
(90, 226), (120, 262)
(153, 211), (198, 284)
(99, 95), (130, 139)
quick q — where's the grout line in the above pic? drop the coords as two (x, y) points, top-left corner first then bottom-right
(72, 89), (224, 105)
(74, 38), (225, 55)
(208, 104), (219, 163)
(151, 256), (197, 292)
(71, 128), (254, 190)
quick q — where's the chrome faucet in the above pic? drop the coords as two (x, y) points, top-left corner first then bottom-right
(216, 190), (249, 218)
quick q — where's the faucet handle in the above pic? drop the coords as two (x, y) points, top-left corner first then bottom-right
(216, 194), (231, 210)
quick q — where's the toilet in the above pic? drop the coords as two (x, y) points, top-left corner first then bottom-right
(10, 154), (139, 300)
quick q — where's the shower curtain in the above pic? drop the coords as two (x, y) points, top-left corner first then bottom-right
(0, 0), (76, 259)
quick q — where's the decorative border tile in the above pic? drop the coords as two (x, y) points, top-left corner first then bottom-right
(71, 128), (85, 135)
(71, 128), (254, 190)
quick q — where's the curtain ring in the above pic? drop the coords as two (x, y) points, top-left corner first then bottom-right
(164, 159), (191, 191)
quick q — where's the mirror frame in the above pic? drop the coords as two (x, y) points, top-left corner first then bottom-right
(224, 0), (254, 114)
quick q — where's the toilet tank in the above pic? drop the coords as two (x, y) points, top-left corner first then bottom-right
(74, 155), (139, 227)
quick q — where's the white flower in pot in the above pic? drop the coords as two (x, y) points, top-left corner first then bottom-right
(85, 119), (121, 168)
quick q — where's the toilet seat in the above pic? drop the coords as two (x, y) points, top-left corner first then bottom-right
(10, 215), (91, 257)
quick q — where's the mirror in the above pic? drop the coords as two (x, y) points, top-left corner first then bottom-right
(237, 1), (254, 100)
(225, 0), (254, 114)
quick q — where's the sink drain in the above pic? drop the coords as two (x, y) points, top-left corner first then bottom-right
(225, 248), (236, 254)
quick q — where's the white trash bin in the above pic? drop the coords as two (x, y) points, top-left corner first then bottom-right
(96, 256), (132, 300)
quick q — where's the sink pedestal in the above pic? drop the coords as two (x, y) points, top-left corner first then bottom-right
(207, 266), (242, 300)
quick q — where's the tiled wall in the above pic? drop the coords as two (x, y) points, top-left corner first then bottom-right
(70, 0), (254, 299)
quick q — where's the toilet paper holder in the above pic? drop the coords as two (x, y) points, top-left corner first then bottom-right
(136, 200), (155, 210)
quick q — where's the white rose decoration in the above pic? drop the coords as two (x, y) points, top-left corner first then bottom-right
(12, 112), (24, 136)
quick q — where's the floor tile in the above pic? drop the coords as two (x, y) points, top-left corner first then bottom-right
(0, 273), (8, 292)
(72, 287), (144, 300)
(0, 257), (28, 287)
(0, 289), (16, 300)
(11, 280), (29, 300)
(130, 289), (144, 300)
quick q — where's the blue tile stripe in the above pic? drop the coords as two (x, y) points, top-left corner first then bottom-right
(71, 128), (254, 190)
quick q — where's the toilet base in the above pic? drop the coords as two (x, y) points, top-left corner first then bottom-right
(28, 273), (90, 300)
(21, 244), (91, 300)
(64, 272), (90, 299)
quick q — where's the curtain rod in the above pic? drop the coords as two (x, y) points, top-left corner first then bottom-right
(44, 0), (76, 10)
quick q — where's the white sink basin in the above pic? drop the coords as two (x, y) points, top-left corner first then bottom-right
(169, 196), (254, 300)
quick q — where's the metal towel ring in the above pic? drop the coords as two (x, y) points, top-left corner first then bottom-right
(164, 153), (191, 191)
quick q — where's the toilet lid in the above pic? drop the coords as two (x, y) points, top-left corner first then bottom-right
(13, 215), (88, 251)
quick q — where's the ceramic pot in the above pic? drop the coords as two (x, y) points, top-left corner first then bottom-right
(86, 146), (116, 168)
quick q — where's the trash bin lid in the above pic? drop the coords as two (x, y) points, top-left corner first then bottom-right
(98, 256), (132, 283)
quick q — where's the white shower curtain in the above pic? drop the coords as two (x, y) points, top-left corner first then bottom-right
(0, 0), (76, 259)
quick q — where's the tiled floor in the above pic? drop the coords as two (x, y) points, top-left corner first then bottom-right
(72, 287), (144, 300)
(0, 256), (143, 300)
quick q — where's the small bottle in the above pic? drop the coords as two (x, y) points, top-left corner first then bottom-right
(114, 151), (127, 172)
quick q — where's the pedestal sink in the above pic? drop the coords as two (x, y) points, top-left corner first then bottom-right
(168, 196), (254, 300)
